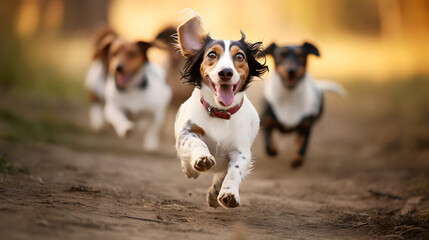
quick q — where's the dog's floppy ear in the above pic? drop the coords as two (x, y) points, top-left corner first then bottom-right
(93, 34), (116, 60)
(303, 42), (320, 57)
(177, 10), (207, 57)
(263, 43), (277, 57)
(137, 41), (151, 54)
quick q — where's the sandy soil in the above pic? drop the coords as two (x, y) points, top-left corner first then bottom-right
(0, 81), (428, 240)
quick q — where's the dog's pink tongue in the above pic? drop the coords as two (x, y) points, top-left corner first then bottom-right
(117, 75), (131, 87)
(217, 84), (234, 106)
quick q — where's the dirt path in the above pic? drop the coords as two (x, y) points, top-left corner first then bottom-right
(0, 81), (428, 239)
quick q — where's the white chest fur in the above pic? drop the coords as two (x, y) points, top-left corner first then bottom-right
(175, 89), (259, 171)
(264, 72), (322, 128)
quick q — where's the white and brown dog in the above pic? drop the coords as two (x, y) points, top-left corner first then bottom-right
(102, 37), (172, 151)
(262, 42), (346, 168)
(174, 11), (268, 208)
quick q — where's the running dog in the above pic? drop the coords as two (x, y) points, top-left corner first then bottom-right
(262, 42), (346, 168)
(174, 11), (268, 208)
(103, 37), (171, 151)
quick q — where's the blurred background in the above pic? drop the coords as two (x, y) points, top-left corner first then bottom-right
(0, 0), (428, 152)
(2, 0), (429, 98)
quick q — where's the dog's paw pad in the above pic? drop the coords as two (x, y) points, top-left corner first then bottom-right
(194, 155), (215, 172)
(218, 192), (240, 208)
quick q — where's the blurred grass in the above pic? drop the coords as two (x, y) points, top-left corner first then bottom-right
(0, 152), (29, 175)
(0, 34), (88, 144)
(0, 107), (84, 143)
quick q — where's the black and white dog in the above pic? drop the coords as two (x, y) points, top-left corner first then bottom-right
(174, 11), (268, 208)
(262, 42), (345, 168)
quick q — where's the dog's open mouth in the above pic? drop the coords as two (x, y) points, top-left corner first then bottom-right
(206, 76), (240, 107)
(115, 73), (135, 88)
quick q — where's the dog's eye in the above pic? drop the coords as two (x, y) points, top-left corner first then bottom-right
(207, 51), (217, 59)
(235, 53), (245, 62)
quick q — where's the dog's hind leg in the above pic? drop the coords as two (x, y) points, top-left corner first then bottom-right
(143, 110), (164, 151)
(291, 127), (311, 168)
(176, 121), (215, 179)
(88, 91), (104, 131)
(206, 172), (226, 208)
(89, 103), (104, 131)
(217, 150), (252, 208)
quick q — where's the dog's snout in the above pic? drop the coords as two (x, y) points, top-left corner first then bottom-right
(116, 64), (124, 73)
(218, 68), (233, 81)
(288, 69), (296, 75)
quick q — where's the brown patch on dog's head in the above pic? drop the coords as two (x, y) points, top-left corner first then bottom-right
(230, 45), (249, 92)
(199, 43), (224, 86)
(264, 42), (319, 89)
(108, 38), (151, 89)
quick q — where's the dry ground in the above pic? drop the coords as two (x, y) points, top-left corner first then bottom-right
(0, 79), (428, 239)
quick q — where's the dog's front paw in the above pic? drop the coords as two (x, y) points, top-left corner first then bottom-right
(143, 139), (159, 152)
(290, 155), (303, 168)
(266, 146), (278, 156)
(218, 191), (240, 208)
(118, 123), (134, 138)
(193, 155), (215, 172)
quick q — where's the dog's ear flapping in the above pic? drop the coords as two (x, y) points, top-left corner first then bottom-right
(137, 41), (152, 56)
(303, 42), (320, 57)
(263, 43), (277, 57)
(177, 11), (207, 58)
(93, 34), (116, 61)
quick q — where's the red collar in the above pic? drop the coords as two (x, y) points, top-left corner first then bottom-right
(200, 96), (244, 120)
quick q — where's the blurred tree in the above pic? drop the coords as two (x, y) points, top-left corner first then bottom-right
(63, 0), (111, 33)
(0, 1), (24, 89)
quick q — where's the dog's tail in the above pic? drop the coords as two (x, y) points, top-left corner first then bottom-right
(315, 80), (347, 97)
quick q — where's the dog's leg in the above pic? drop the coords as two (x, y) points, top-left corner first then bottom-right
(206, 172), (226, 208)
(218, 150), (252, 208)
(264, 127), (278, 156)
(143, 110), (164, 151)
(89, 103), (104, 131)
(291, 127), (311, 168)
(176, 121), (214, 179)
(104, 103), (133, 138)
(88, 91), (104, 131)
(262, 101), (278, 156)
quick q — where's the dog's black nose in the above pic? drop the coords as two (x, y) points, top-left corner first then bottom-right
(116, 64), (124, 73)
(288, 69), (296, 77)
(218, 68), (233, 81)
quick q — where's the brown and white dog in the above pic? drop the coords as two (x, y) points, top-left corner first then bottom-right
(262, 42), (346, 168)
(85, 28), (117, 131)
(174, 11), (268, 208)
(101, 37), (171, 151)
